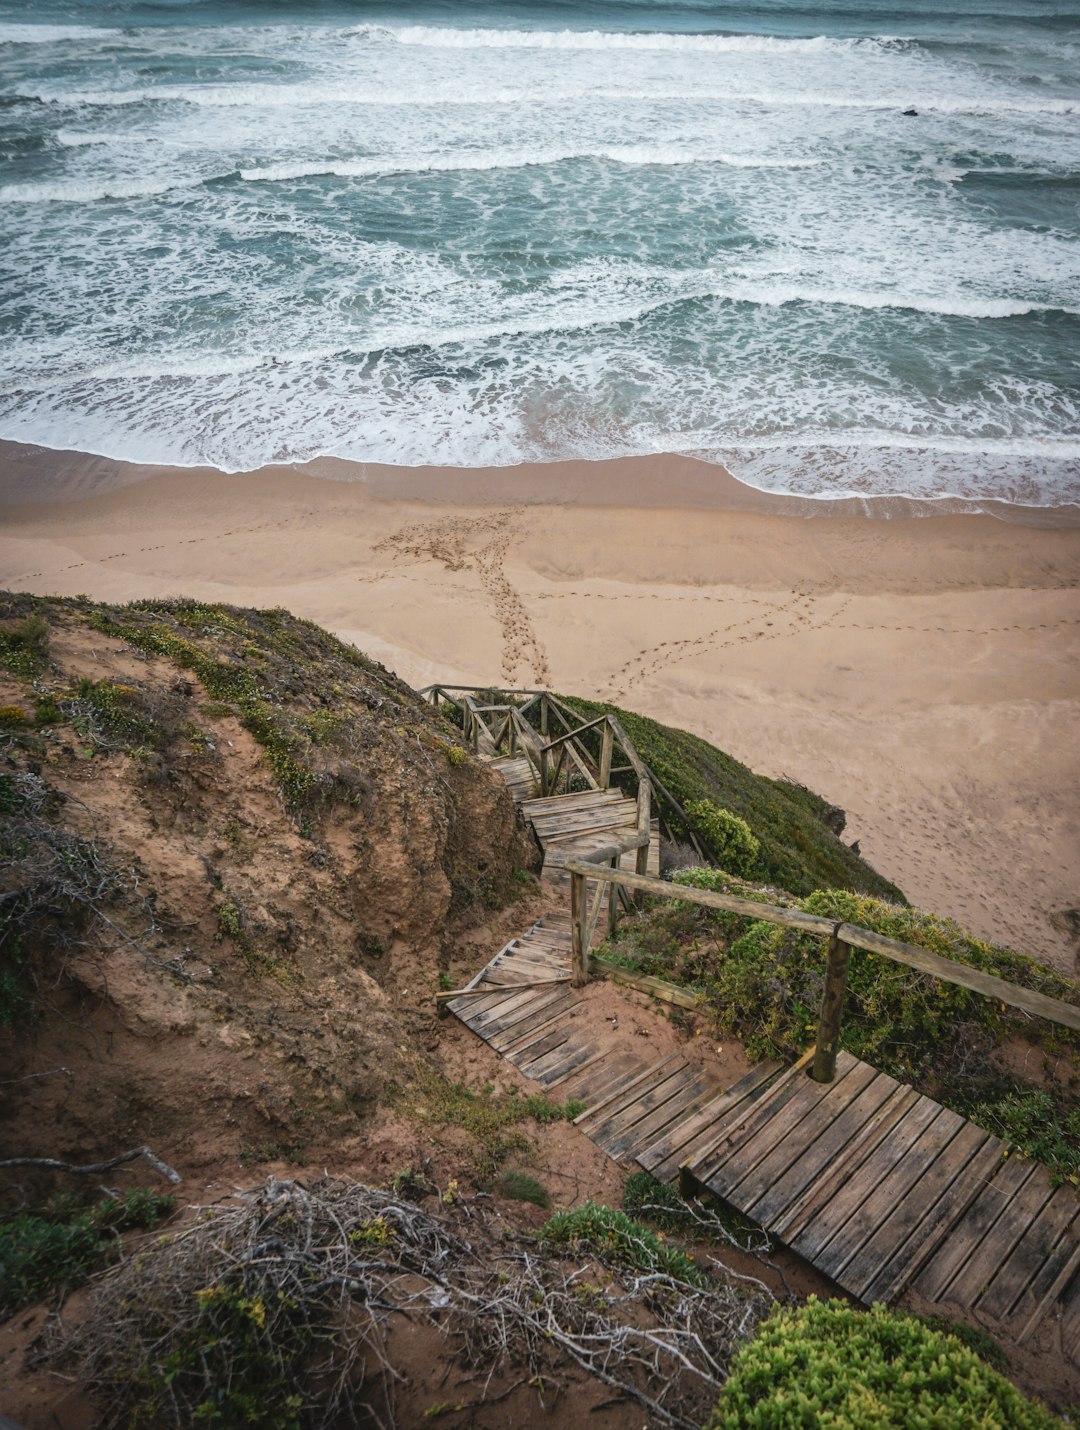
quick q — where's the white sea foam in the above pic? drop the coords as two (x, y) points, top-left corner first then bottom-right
(0, 175), (205, 204)
(721, 282), (1074, 319)
(31, 80), (1079, 120)
(0, 23), (118, 45)
(238, 146), (816, 184)
(351, 23), (887, 57)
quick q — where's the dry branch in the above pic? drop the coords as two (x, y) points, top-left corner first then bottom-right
(0, 1146), (181, 1184)
(47, 1177), (769, 1429)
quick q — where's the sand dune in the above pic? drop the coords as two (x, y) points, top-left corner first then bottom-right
(2, 441), (1078, 975)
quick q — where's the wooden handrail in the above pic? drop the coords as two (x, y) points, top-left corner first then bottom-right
(563, 859), (1080, 1043)
(418, 684), (549, 698)
(539, 716), (608, 753)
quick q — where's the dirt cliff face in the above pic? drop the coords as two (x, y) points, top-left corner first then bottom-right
(0, 594), (541, 1176)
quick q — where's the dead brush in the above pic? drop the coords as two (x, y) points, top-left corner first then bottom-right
(45, 1176), (771, 1430)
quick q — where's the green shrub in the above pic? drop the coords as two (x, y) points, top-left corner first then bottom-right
(542, 1202), (705, 1285)
(0, 610), (49, 680)
(67, 678), (160, 751)
(495, 1171), (551, 1208)
(0, 1189), (175, 1317)
(35, 693), (61, 725)
(136, 1281), (310, 1429)
(966, 1089), (1080, 1184)
(707, 1297), (1064, 1428)
(621, 1170), (686, 1229)
(407, 1071), (585, 1169)
(724, 893), (1080, 1181)
(684, 801), (760, 877)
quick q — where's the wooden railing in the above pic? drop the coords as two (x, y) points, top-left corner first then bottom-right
(419, 685), (706, 864)
(562, 859), (1080, 1084)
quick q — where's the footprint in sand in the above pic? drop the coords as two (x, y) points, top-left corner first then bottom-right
(375, 510), (551, 685)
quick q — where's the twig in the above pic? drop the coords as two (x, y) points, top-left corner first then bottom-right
(0, 1146), (181, 1185)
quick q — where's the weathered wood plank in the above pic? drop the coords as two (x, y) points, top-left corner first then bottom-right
(1017, 1234), (1080, 1344)
(507, 1025), (574, 1072)
(471, 984), (569, 1038)
(853, 1125), (1000, 1305)
(864, 1126), (1007, 1309)
(772, 1086), (926, 1246)
(575, 1053), (681, 1125)
(464, 984), (559, 1034)
(500, 1006), (582, 1064)
(446, 987), (520, 1019)
(562, 1053), (650, 1110)
(940, 1164), (1055, 1310)
(740, 1061), (884, 1225)
(488, 992), (577, 1052)
(772, 1086), (922, 1243)
(912, 1156), (1037, 1303)
(977, 1184), (1080, 1323)
(789, 1101), (950, 1274)
(605, 1071), (719, 1163)
(523, 1036), (599, 1086)
(1057, 1261), (1080, 1366)
(689, 1051), (819, 1186)
(542, 1043), (615, 1090)
(590, 1065), (698, 1155)
(701, 1070), (847, 1203)
(590, 958), (704, 1009)
(637, 1063), (781, 1183)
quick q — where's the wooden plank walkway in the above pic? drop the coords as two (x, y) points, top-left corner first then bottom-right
(446, 741), (1080, 1367)
(675, 1049), (1080, 1351)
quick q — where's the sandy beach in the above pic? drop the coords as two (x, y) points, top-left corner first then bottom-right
(2, 440), (1078, 976)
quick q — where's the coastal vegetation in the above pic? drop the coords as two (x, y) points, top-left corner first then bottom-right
(2, 592), (1076, 1422)
(709, 1298), (1065, 1429)
(598, 867), (1080, 1182)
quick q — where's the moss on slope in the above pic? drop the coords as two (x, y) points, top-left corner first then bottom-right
(558, 694), (903, 900)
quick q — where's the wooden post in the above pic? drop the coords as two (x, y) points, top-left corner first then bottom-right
(540, 693), (549, 739)
(540, 746), (549, 796)
(812, 930), (851, 1083)
(635, 781), (651, 879)
(571, 869), (588, 987)
(607, 856), (619, 938)
(599, 721), (614, 789)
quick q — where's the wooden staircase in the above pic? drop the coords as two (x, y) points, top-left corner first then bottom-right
(427, 683), (1080, 1367)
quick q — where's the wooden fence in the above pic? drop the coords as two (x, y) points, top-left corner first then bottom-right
(420, 685), (706, 865)
(563, 859), (1080, 1084)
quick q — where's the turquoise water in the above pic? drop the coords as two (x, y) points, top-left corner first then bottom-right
(1, 1), (1078, 501)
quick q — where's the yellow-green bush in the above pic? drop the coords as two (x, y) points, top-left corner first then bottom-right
(684, 800), (760, 877)
(708, 1298), (1064, 1429)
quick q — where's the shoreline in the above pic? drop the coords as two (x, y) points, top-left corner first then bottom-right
(2, 441), (1079, 977)
(2, 440), (1079, 527)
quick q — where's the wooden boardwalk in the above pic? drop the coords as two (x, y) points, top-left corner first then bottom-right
(676, 1050), (1080, 1345)
(438, 689), (1080, 1369)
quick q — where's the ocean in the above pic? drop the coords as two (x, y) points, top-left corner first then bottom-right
(0, 0), (1077, 503)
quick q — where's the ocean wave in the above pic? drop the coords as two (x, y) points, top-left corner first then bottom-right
(238, 145), (816, 183)
(25, 80), (1078, 120)
(0, 23), (119, 45)
(19, 280), (1072, 385)
(350, 23), (892, 57)
(0, 175), (199, 204)
(723, 282), (1076, 319)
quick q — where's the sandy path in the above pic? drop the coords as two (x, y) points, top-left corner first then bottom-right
(2, 443), (1078, 975)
